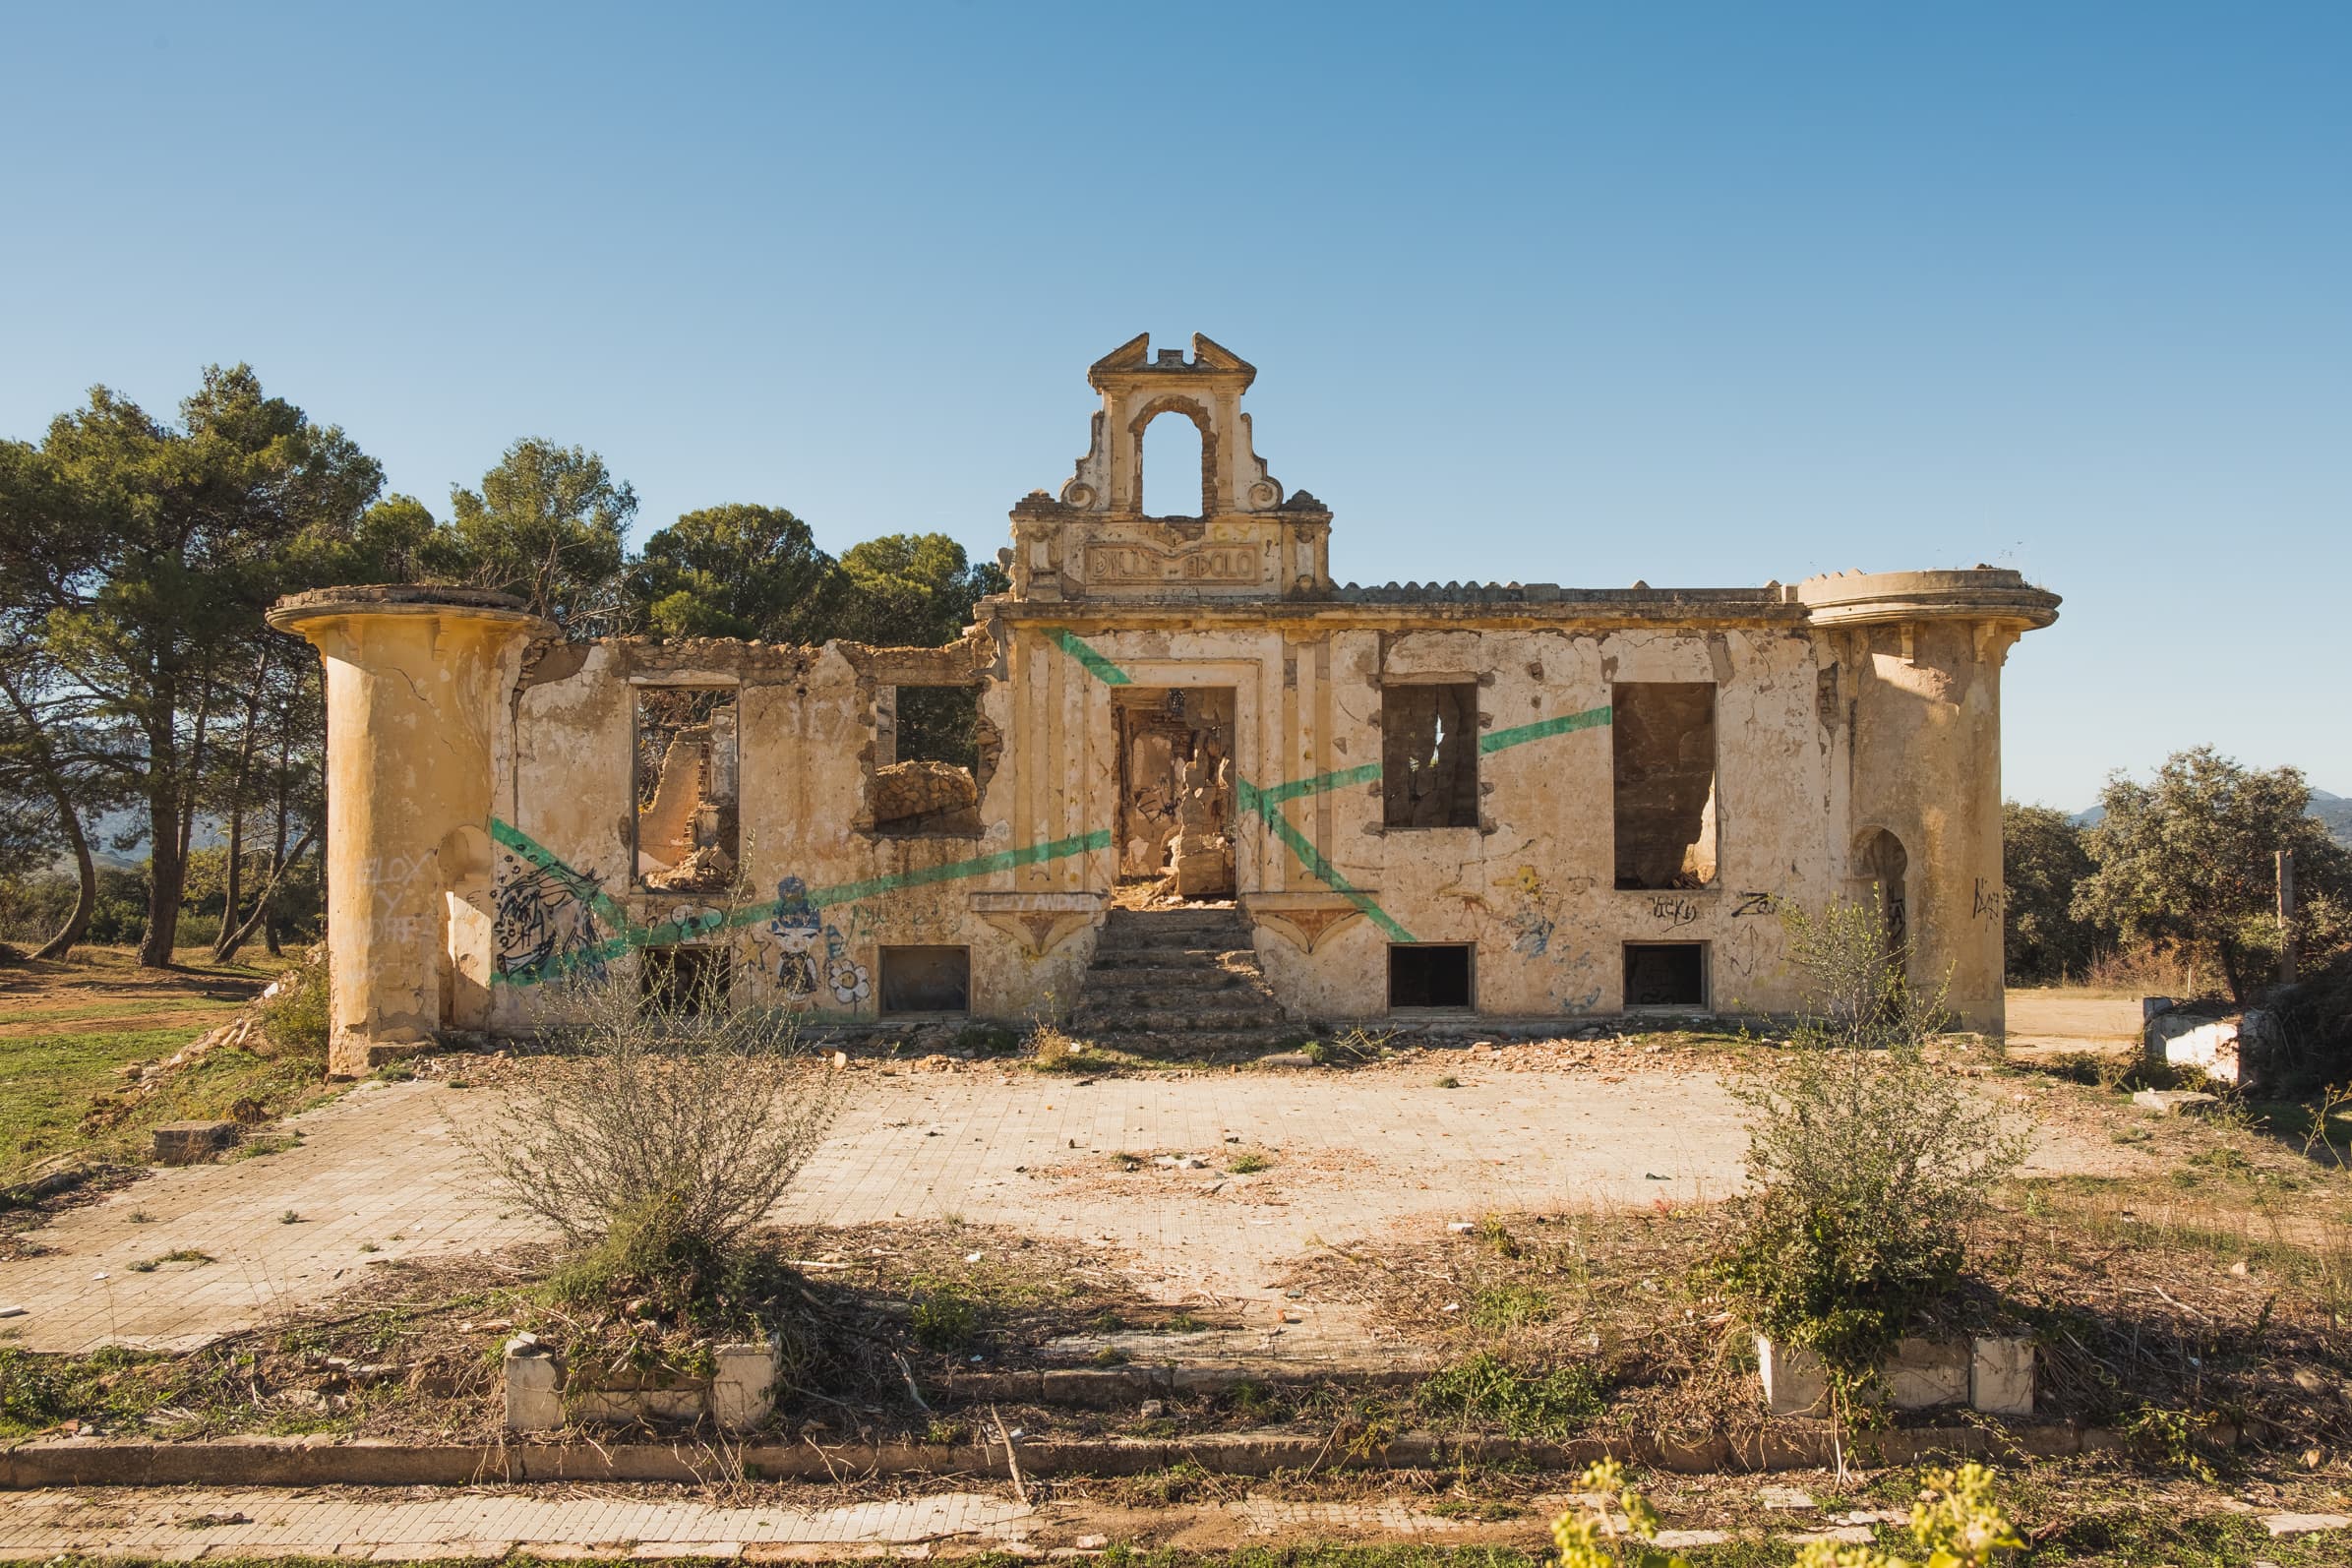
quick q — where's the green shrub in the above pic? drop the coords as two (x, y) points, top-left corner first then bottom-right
(0, 1350), (60, 1425)
(910, 1283), (977, 1353)
(259, 954), (331, 1063)
(1716, 896), (2025, 1405)
(1468, 1283), (1552, 1330)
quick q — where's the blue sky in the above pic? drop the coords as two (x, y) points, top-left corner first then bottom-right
(3, 3), (2345, 809)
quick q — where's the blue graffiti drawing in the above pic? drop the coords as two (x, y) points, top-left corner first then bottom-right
(494, 850), (608, 981)
(768, 877), (822, 1002)
(1503, 865), (1558, 958)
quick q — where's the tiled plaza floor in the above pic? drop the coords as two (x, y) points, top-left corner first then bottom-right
(0, 1055), (2137, 1354)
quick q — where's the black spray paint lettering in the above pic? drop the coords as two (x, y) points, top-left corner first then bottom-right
(1730, 891), (1779, 918)
(1649, 895), (1701, 927)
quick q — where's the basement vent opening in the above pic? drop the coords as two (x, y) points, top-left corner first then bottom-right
(1389, 943), (1474, 1010)
(879, 945), (972, 1015)
(639, 944), (731, 1017)
(1382, 684), (1479, 828)
(1612, 682), (1718, 888)
(1623, 943), (1706, 1009)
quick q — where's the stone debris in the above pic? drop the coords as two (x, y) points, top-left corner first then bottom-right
(2263, 1512), (2352, 1538)
(2133, 1088), (2221, 1116)
(151, 1120), (239, 1166)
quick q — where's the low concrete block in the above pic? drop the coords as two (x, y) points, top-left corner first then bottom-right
(1885, 1336), (1969, 1409)
(712, 1340), (781, 1429)
(1970, 1335), (2034, 1417)
(2145, 1008), (2278, 1091)
(503, 1340), (562, 1432)
(151, 1120), (239, 1166)
(1756, 1337), (1829, 1417)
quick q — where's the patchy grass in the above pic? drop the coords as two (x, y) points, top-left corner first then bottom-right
(0, 946), (316, 1184)
(1418, 1351), (1606, 1438)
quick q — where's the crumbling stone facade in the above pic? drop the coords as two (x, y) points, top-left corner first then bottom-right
(272, 334), (2059, 1075)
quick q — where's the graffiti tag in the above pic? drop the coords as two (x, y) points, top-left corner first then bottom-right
(1648, 895), (1701, 928)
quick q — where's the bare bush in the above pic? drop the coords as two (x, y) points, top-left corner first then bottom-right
(460, 951), (844, 1254)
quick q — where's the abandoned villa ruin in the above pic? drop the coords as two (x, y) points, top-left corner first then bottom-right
(271, 334), (2061, 1076)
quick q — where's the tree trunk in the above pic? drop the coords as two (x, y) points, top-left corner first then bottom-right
(138, 770), (184, 967)
(211, 651), (270, 962)
(264, 705), (294, 959)
(214, 827), (318, 962)
(214, 807), (245, 959)
(143, 666), (216, 968)
(0, 674), (97, 961)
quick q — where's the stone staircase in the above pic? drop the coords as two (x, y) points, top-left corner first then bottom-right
(1070, 904), (1296, 1057)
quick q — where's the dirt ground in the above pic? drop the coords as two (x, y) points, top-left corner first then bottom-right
(0, 945), (282, 1041)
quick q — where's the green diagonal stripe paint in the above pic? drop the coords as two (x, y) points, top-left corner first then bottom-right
(1048, 629), (1131, 685)
(1479, 703), (1613, 754)
(1257, 809), (1417, 943)
(1245, 761), (1383, 811)
(803, 830), (1113, 908)
(488, 819), (1113, 987)
(1031, 632), (1616, 945)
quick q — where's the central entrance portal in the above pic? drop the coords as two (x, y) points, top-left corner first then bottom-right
(1113, 687), (1236, 899)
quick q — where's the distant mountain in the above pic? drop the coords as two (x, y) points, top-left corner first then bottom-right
(2071, 790), (2352, 847)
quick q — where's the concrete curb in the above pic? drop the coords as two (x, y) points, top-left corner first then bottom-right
(0, 1421), (2134, 1489)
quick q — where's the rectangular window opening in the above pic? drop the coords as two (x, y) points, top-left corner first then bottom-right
(1382, 684), (1479, 829)
(879, 945), (972, 1015)
(639, 944), (732, 1016)
(1623, 943), (1706, 1009)
(1389, 943), (1474, 1010)
(634, 688), (739, 891)
(1611, 682), (1718, 889)
(873, 686), (984, 837)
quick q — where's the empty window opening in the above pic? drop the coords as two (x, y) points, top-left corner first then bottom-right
(1139, 408), (1212, 516)
(1611, 683), (1718, 888)
(639, 944), (731, 1016)
(879, 945), (971, 1014)
(1390, 943), (1474, 1010)
(635, 688), (739, 891)
(1383, 684), (1480, 829)
(1115, 687), (1236, 898)
(872, 685), (984, 837)
(1624, 943), (1706, 1009)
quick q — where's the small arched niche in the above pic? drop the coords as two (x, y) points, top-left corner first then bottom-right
(1133, 401), (1216, 516)
(1851, 827), (1910, 971)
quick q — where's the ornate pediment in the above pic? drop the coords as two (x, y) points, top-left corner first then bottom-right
(970, 890), (1103, 959)
(1244, 892), (1370, 954)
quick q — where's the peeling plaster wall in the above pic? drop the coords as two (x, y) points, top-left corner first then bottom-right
(472, 606), (2011, 1034)
(1228, 625), (1837, 1021)
(492, 637), (1098, 1032)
